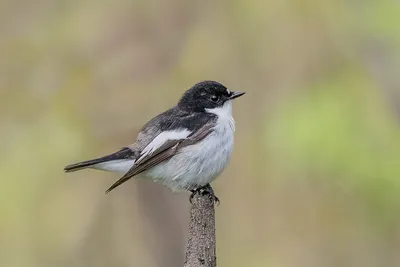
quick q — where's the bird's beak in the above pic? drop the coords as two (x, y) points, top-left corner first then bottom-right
(229, 91), (246, 100)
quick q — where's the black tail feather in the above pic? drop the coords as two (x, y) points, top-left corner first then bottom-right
(64, 147), (135, 173)
(64, 158), (106, 172)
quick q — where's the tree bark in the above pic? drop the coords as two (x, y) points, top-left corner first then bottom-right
(184, 193), (216, 267)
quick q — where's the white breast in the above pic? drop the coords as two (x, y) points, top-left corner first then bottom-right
(145, 101), (235, 191)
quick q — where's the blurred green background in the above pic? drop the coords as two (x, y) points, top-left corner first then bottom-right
(1, 0), (400, 266)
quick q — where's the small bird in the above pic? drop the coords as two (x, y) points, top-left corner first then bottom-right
(64, 81), (245, 201)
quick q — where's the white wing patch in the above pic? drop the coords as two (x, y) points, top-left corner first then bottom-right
(137, 129), (192, 162)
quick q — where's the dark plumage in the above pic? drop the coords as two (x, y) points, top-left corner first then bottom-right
(178, 81), (233, 112)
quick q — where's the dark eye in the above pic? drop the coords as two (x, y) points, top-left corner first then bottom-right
(211, 95), (220, 102)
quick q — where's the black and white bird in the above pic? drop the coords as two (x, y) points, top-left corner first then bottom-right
(64, 81), (245, 201)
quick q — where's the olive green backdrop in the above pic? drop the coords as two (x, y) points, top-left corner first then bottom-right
(1, 1), (400, 266)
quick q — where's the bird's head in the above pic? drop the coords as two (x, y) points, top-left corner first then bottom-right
(178, 81), (245, 113)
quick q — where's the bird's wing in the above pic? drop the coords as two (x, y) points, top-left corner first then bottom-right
(105, 122), (215, 193)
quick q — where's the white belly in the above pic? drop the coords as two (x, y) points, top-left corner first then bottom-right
(145, 114), (235, 191)
(93, 101), (236, 192)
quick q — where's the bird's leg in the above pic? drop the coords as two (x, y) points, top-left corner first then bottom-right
(189, 184), (219, 205)
(201, 184), (220, 205)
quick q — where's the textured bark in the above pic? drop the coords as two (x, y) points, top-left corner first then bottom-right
(184, 193), (216, 267)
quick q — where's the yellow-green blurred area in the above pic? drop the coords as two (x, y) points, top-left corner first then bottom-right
(1, 0), (400, 266)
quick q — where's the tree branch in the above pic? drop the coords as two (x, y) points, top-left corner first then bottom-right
(184, 193), (216, 267)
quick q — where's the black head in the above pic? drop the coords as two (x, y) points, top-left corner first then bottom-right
(178, 81), (245, 112)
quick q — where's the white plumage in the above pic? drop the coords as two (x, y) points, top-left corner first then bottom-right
(144, 101), (235, 191)
(93, 159), (135, 173)
(92, 101), (235, 191)
(64, 81), (246, 195)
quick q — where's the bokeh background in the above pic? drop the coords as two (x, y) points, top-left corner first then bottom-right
(2, 0), (400, 266)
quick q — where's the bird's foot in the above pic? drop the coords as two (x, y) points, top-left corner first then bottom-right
(190, 184), (219, 205)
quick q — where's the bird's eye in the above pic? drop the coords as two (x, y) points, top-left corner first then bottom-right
(211, 95), (220, 102)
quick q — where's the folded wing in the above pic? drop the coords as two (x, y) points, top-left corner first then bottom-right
(105, 124), (215, 193)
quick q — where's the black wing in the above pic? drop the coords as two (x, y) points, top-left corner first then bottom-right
(105, 122), (215, 193)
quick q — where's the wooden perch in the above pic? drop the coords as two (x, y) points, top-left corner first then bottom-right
(184, 192), (217, 267)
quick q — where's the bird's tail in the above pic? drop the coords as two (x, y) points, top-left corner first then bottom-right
(64, 147), (134, 173)
(64, 158), (106, 172)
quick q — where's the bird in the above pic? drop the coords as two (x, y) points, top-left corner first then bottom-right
(64, 81), (245, 202)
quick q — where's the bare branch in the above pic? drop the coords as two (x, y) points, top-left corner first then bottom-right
(184, 193), (216, 267)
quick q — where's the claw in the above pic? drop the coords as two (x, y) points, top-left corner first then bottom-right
(189, 184), (220, 205)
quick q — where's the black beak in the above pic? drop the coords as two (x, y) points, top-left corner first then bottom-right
(229, 91), (246, 100)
